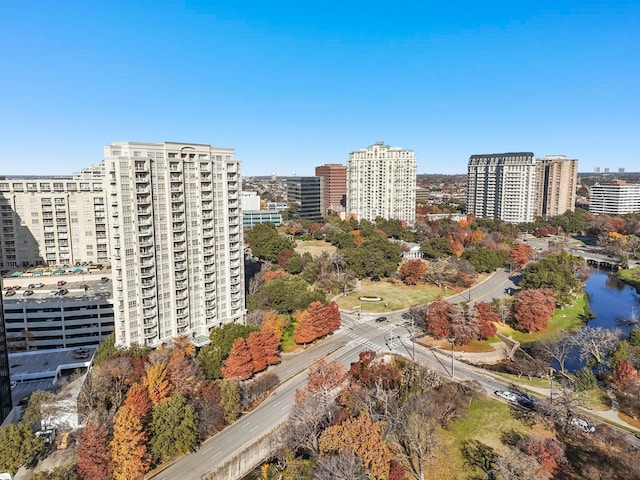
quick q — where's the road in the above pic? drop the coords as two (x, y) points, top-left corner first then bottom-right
(151, 308), (512, 480)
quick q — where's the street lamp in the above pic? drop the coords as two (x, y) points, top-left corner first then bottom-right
(406, 314), (415, 359)
(447, 337), (456, 379)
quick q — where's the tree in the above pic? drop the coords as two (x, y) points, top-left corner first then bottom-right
(313, 451), (367, 480)
(425, 297), (451, 339)
(77, 420), (113, 480)
(319, 412), (392, 480)
(511, 289), (556, 332)
(247, 331), (268, 373)
(460, 440), (498, 480)
(149, 394), (200, 463)
(520, 252), (583, 306)
(303, 359), (347, 402)
(30, 465), (80, 480)
(260, 276), (327, 314)
(294, 301), (340, 345)
(110, 405), (151, 480)
(613, 360), (638, 386)
(573, 326), (622, 369)
(537, 332), (576, 373)
(197, 323), (256, 380)
(472, 302), (498, 339)
(462, 247), (509, 273)
(420, 237), (453, 259)
(222, 337), (254, 380)
(245, 222), (295, 262)
(219, 379), (241, 423)
(0, 423), (44, 474)
(399, 259), (427, 285)
(123, 382), (152, 424)
(22, 389), (54, 426)
(144, 362), (173, 405)
(422, 258), (457, 289)
(259, 325), (282, 366)
(509, 243), (534, 270)
(167, 347), (201, 396)
(190, 380), (225, 438)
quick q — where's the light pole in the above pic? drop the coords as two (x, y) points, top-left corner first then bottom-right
(447, 337), (455, 379)
(405, 313), (415, 359)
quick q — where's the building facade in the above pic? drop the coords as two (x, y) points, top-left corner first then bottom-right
(105, 142), (245, 348)
(346, 142), (416, 224)
(0, 291), (11, 423)
(535, 155), (578, 219)
(467, 153), (538, 223)
(589, 180), (640, 215)
(0, 170), (109, 271)
(243, 210), (282, 228)
(315, 163), (347, 214)
(286, 177), (324, 222)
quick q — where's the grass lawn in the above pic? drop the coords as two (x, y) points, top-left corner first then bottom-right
(493, 371), (551, 389)
(495, 293), (590, 345)
(433, 396), (551, 479)
(334, 278), (457, 312)
(280, 322), (299, 353)
(576, 387), (612, 411)
(294, 239), (336, 257)
(618, 267), (640, 290)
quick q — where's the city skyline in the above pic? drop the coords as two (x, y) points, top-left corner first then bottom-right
(1, 1), (639, 176)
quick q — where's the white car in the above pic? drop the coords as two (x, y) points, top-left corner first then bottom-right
(494, 390), (518, 402)
(571, 417), (595, 433)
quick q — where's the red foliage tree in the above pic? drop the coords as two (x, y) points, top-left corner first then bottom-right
(263, 269), (290, 282)
(257, 326), (281, 366)
(167, 347), (200, 396)
(293, 301), (340, 345)
(512, 288), (556, 332)
(510, 243), (534, 269)
(473, 301), (499, 339)
(518, 436), (568, 476)
(613, 359), (638, 386)
(77, 420), (113, 480)
(123, 382), (152, 424)
(221, 338), (254, 380)
(297, 358), (346, 403)
(426, 297), (452, 339)
(323, 301), (342, 335)
(246, 331), (268, 374)
(277, 249), (294, 269)
(398, 259), (427, 285)
(348, 350), (401, 389)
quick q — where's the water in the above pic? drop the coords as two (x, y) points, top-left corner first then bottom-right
(564, 269), (640, 372)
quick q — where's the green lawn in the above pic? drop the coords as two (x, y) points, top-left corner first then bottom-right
(618, 267), (640, 291)
(334, 279), (457, 312)
(294, 239), (336, 257)
(496, 293), (590, 345)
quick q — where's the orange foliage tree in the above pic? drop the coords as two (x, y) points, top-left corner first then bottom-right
(512, 288), (556, 332)
(246, 331), (268, 374)
(77, 420), (113, 480)
(293, 301), (341, 345)
(263, 269), (290, 282)
(319, 411), (392, 480)
(144, 362), (173, 405)
(613, 360), (638, 386)
(124, 383), (152, 424)
(262, 311), (283, 340)
(510, 243), (534, 269)
(110, 405), (151, 480)
(221, 337), (254, 380)
(472, 301), (499, 339)
(167, 347), (200, 396)
(398, 259), (427, 285)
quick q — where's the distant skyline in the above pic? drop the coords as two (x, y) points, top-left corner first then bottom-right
(1, 1), (638, 176)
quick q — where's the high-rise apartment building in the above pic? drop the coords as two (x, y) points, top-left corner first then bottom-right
(346, 142), (416, 224)
(535, 155), (578, 219)
(286, 177), (324, 222)
(315, 163), (347, 215)
(105, 142), (245, 348)
(0, 168), (109, 271)
(589, 180), (640, 215)
(0, 292), (11, 423)
(467, 153), (538, 223)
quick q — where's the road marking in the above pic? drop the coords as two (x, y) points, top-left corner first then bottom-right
(240, 423), (249, 429)
(249, 425), (259, 432)
(274, 400), (282, 406)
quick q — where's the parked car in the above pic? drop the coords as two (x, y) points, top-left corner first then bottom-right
(4, 290), (15, 297)
(101, 277), (109, 283)
(56, 288), (68, 296)
(33, 283), (45, 288)
(23, 290), (34, 296)
(571, 417), (595, 433)
(494, 390), (518, 402)
(28, 283), (36, 289)
(12, 285), (21, 290)
(57, 280), (67, 287)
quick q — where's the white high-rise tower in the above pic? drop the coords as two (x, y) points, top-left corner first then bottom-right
(105, 142), (245, 347)
(346, 142), (416, 224)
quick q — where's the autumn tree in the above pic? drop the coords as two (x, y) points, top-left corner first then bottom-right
(77, 420), (113, 480)
(261, 311), (283, 340)
(144, 362), (173, 405)
(221, 337), (254, 380)
(110, 405), (151, 480)
(167, 347), (201, 396)
(509, 243), (534, 270)
(319, 412), (392, 480)
(472, 302), (498, 339)
(246, 331), (268, 374)
(613, 360), (638, 386)
(425, 297), (451, 339)
(348, 350), (401, 389)
(294, 302), (324, 345)
(398, 259), (427, 285)
(149, 394), (199, 463)
(190, 380), (225, 437)
(197, 323), (256, 380)
(511, 288), (556, 332)
(123, 382), (152, 425)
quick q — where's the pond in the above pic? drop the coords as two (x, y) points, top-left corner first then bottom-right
(564, 269), (640, 372)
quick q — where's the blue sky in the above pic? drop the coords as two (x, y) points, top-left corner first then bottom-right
(1, 1), (638, 176)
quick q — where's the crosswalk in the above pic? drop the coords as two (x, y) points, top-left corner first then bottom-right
(343, 330), (384, 352)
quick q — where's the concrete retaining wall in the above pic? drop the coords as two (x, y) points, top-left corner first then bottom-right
(201, 423), (284, 480)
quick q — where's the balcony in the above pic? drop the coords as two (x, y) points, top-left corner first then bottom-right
(135, 175), (149, 183)
(139, 240), (153, 248)
(174, 242), (186, 252)
(142, 288), (155, 299)
(175, 262), (186, 271)
(137, 195), (151, 205)
(174, 253), (187, 262)
(176, 317), (189, 328)
(141, 268), (155, 279)
(143, 299), (156, 308)
(143, 308), (156, 319)
(144, 328), (158, 339)
(175, 273), (187, 281)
